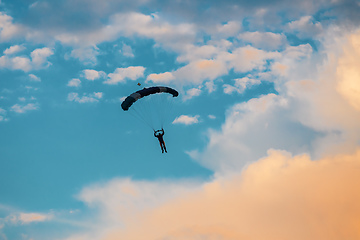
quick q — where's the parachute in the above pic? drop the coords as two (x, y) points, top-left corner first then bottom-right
(121, 86), (179, 130)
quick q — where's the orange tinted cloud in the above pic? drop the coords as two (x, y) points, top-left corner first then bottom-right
(96, 149), (360, 240)
(337, 31), (360, 111)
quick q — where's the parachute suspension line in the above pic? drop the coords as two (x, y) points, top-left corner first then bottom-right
(135, 98), (155, 129)
(161, 94), (175, 129)
(155, 93), (166, 129)
(136, 96), (152, 127)
(129, 107), (155, 131)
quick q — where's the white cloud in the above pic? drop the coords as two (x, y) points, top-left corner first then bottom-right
(82, 69), (105, 81)
(0, 47), (54, 72)
(176, 44), (221, 63)
(0, 107), (7, 122)
(67, 78), (81, 87)
(54, 12), (196, 63)
(172, 115), (200, 125)
(105, 66), (145, 85)
(10, 103), (39, 113)
(3, 45), (25, 55)
(30, 47), (54, 68)
(8, 212), (53, 225)
(174, 59), (228, 85)
(205, 80), (216, 93)
(29, 74), (41, 82)
(208, 114), (216, 119)
(214, 21), (242, 38)
(270, 44), (313, 79)
(11, 56), (32, 72)
(67, 92), (103, 103)
(146, 72), (175, 84)
(69, 46), (99, 65)
(225, 45), (281, 73)
(287, 16), (323, 38)
(0, 12), (23, 42)
(121, 43), (134, 57)
(183, 87), (202, 101)
(223, 77), (261, 94)
(192, 29), (360, 173)
(238, 31), (287, 50)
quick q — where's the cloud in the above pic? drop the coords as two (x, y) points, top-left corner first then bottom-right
(287, 16), (323, 38)
(0, 107), (7, 122)
(68, 46), (100, 65)
(3, 45), (26, 55)
(336, 31), (360, 111)
(82, 69), (106, 81)
(63, 148), (360, 240)
(146, 72), (175, 84)
(67, 78), (81, 87)
(226, 45), (281, 73)
(10, 56), (32, 71)
(213, 21), (242, 38)
(0, 47), (54, 72)
(0, 12), (23, 42)
(67, 92), (103, 103)
(30, 47), (54, 68)
(29, 74), (41, 82)
(192, 29), (360, 173)
(121, 43), (134, 57)
(105, 66), (145, 85)
(10, 103), (39, 113)
(208, 114), (216, 119)
(223, 77), (261, 94)
(53, 12), (196, 63)
(238, 31), (287, 50)
(183, 87), (202, 101)
(7, 212), (53, 225)
(172, 115), (200, 125)
(174, 59), (228, 85)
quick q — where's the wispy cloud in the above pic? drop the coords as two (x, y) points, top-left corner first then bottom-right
(67, 92), (103, 103)
(172, 115), (200, 125)
(0, 107), (7, 122)
(182, 87), (202, 101)
(28, 73), (41, 82)
(7, 212), (53, 225)
(223, 77), (261, 95)
(10, 103), (39, 113)
(287, 16), (323, 39)
(121, 43), (134, 57)
(238, 31), (287, 50)
(67, 78), (81, 87)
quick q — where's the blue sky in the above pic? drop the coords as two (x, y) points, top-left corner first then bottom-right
(1, 0), (360, 239)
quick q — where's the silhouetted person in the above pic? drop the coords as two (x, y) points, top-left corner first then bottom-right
(154, 128), (167, 153)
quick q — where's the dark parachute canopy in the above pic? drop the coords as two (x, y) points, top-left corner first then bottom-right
(121, 86), (179, 130)
(121, 86), (178, 111)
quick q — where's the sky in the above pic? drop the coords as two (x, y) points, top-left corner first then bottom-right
(1, 0), (360, 239)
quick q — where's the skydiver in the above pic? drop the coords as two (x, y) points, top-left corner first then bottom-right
(154, 128), (167, 153)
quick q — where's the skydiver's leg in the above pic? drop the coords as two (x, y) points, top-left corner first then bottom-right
(160, 142), (164, 153)
(162, 141), (167, 153)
